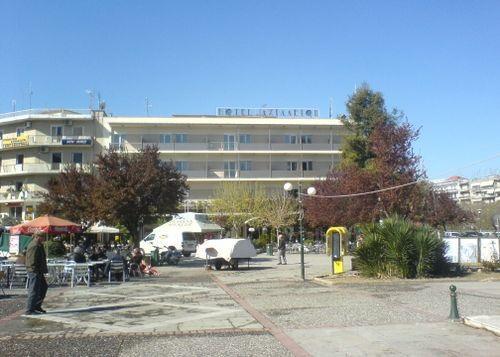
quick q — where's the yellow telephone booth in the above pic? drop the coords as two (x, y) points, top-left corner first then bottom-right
(325, 226), (347, 274)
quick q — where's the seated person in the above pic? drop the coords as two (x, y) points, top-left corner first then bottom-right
(89, 247), (107, 261)
(105, 249), (127, 280)
(69, 246), (86, 263)
(129, 248), (143, 276)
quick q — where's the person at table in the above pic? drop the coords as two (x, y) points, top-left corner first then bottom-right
(105, 249), (127, 280)
(25, 233), (48, 315)
(129, 248), (143, 276)
(69, 246), (86, 263)
(88, 247), (104, 261)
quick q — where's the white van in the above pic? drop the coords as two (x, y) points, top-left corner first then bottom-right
(140, 230), (198, 257)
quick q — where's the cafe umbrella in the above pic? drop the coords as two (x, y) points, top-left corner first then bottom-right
(10, 215), (82, 235)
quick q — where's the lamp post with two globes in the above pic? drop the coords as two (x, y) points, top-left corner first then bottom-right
(283, 182), (317, 281)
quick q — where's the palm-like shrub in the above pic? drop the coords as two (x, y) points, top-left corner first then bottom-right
(355, 215), (449, 278)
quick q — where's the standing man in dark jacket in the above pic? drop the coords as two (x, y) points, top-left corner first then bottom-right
(25, 233), (48, 315)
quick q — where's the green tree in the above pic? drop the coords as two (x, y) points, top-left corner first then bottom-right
(342, 84), (398, 168)
(208, 182), (267, 237)
(259, 190), (299, 244)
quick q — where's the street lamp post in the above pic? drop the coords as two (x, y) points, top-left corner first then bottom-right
(283, 182), (317, 281)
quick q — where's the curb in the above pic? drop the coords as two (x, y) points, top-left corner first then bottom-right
(463, 316), (500, 336)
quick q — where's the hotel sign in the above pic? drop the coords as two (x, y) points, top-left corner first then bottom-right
(61, 136), (93, 145)
(217, 107), (320, 118)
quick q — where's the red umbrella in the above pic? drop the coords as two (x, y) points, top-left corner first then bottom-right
(10, 215), (81, 235)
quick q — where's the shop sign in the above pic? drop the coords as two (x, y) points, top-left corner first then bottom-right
(61, 136), (92, 145)
(2, 135), (29, 149)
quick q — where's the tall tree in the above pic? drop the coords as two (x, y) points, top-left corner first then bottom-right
(93, 146), (188, 244)
(342, 84), (398, 168)
(39, 165), (97, 223)
(259, 190), (299, 243)
(208, 182), (267, 237)
(305, 85), (473, 229)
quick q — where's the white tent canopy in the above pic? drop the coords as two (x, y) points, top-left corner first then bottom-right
(153, 213), (222, 234)
(87, 224), (120, 234)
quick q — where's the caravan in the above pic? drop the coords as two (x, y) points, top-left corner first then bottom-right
(140, 213), (222, 257)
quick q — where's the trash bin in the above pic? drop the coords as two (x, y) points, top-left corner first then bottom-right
(151, 248), (160, 266)
(266, 243), (273, 256)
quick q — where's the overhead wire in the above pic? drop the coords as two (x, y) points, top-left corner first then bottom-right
(299, 152), (500, 199)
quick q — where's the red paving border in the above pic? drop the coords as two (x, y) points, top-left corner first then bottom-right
(209, 273), (311, 357)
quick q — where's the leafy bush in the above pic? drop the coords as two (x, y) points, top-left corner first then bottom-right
(254, 233), (271, 249)
(354, 215), (449, 278)
(46, 239), (66, 258)
(481, 260), (500, 272)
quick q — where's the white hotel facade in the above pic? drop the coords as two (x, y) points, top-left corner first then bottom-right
(0, 108), (347, 220)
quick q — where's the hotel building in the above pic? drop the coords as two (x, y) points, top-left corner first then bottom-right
(0, 107), (347, 220)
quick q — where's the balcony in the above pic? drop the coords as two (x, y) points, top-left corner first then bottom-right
(119, 141), (339, 153)
(0, 135), (93, 151)
(0, 190), (45, 203)
(0, 163), (91, 176)
(180, 169), (327, 180)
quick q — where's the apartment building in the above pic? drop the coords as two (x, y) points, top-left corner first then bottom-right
(432, 175), (500, 204)
(0, 107), (346, 219)
(0, 109), (100, 220)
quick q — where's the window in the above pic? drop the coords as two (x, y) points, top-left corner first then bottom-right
(15, 182), (23, 192)
(51, 126), (63, 137)
(143, 233), (155, 242)
(0, 130), (3, 140)
(52, 153), (62, 169)
(224, 161), (236, 178)
(73, 152), (83, 164)
(223, 134), (235, 150)
(301, 135), (312, 144)
(239, 134), (251, 144)
(302, 161), (313, 171)
(16, 154), (24, 165)
(287, 161), (298, 171)
(72, 126), (83, 136)
(240, 161), (252, 171)
(175, 161), (189, 171)
(174, 134), (187, 143)
(160, 134), (171, 144)
(16, 127), (25, 137)
(10, 206), (22, 219)
(112, 133), (127, 144)
(284, 135), (297, 144)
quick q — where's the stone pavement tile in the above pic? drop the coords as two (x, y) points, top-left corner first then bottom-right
(287, 322), (500, 357)
(118, 334), (292, 357)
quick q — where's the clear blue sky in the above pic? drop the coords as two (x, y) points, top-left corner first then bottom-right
(1, 0), (499, 179)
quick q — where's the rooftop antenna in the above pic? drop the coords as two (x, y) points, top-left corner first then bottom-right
(145, 97), (152, 116)
(97, 92), (102, 109)
(85, 89), (95, 110)
(11, 99), (16, 112)
(28, 82), (33, 109)
(329, 97), (333, 118)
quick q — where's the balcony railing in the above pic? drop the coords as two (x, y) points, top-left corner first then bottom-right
(0, 163), (91, 174)
(116, 141), (341, 152)
(179, 169), (326, 179)
(0, 135), (93, 150)
(0, 190), (45, 203)
(0, 108), (91, 120)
